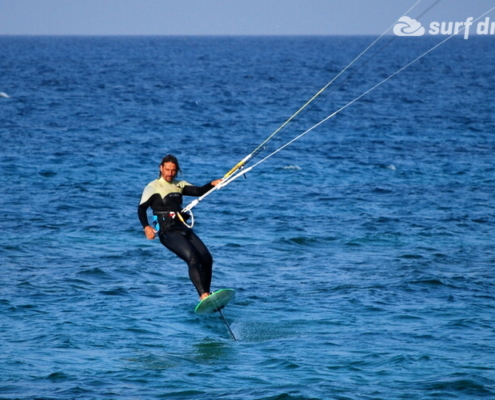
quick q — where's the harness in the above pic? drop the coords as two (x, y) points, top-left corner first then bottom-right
(153, 210), (194, 232)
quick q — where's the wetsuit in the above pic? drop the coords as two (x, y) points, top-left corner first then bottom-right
(137, 177), (215, 297)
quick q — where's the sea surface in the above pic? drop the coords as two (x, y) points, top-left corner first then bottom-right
(1, 35), (494, 399)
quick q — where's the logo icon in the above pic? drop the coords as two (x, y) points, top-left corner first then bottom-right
(394, 16), (426, 36)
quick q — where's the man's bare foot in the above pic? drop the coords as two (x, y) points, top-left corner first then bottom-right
(199, 293), (210, 301)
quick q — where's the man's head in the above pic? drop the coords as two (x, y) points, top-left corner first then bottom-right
(159, 154), (181, 182)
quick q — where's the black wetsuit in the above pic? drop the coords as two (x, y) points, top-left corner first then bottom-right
(137, 177), (214, 297)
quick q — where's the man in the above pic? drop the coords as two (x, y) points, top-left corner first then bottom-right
(138, 154), (221, 301)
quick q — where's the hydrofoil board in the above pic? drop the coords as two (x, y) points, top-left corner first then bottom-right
(195, 289), (235, 315)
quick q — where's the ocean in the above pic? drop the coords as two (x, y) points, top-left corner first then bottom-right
(0, 35), (494, 399)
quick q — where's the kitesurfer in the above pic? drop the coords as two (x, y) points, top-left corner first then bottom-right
(138, 154), (221, 301)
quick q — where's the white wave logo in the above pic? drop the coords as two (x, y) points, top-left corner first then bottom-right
(394, 16), (425, 36)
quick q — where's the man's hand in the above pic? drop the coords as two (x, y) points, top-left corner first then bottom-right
(144, 225), (157, 240)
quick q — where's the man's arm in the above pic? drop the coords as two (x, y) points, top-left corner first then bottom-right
(182, 180), (221, 196)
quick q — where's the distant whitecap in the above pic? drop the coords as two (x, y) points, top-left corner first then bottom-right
(283, 165), (302, 170)
(387, 164), (396, 170)
(0, 92), (9, 98)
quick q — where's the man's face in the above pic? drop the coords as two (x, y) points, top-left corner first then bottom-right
(160, 162), (178, 182)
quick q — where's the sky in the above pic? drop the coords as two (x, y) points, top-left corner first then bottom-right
(0, 0), (494, 36)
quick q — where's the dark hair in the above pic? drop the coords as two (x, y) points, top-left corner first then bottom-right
(159, 154), (181, 178)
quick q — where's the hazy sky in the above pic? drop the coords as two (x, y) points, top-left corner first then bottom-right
(1, 0), (494, 36)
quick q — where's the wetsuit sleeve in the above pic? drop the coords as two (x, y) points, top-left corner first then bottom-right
(137, 189), (158, 228)
(137, 202), (151, 228)
(182, 182), (214, 197)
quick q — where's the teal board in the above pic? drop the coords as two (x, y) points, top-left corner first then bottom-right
(195, 289), (235, 315)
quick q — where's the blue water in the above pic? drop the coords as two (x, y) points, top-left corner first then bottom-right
(1, 35), (495, 399)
